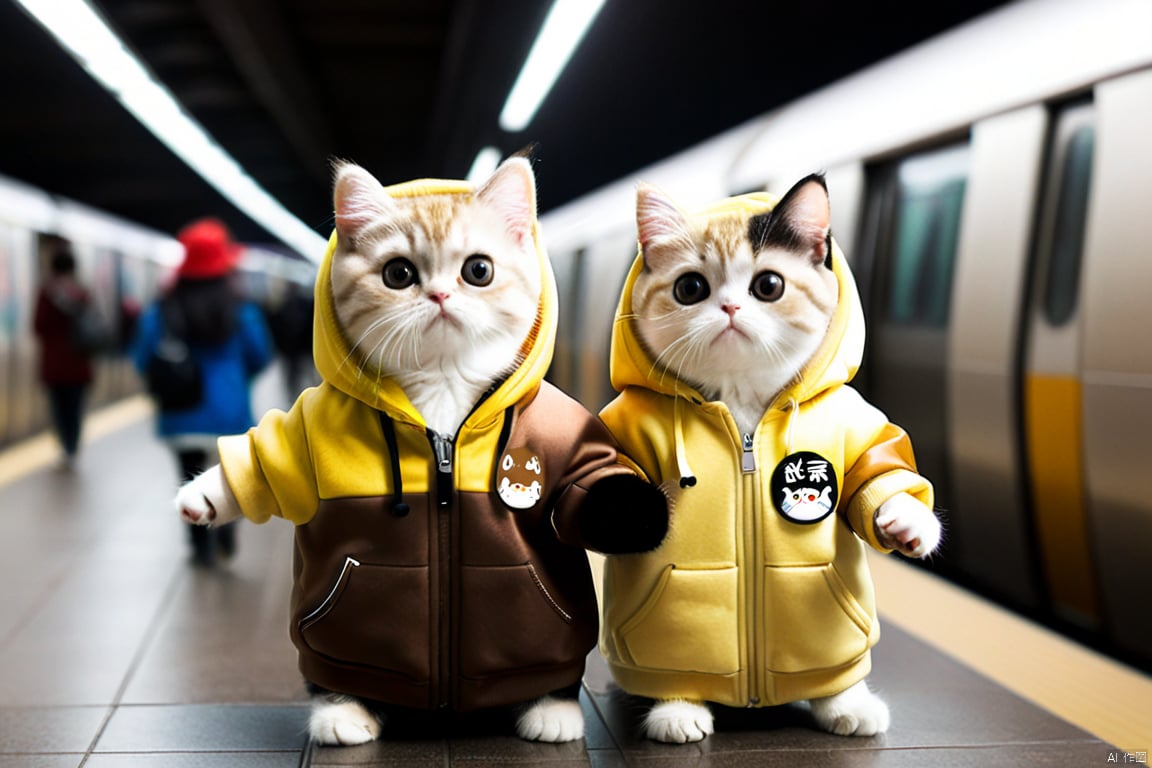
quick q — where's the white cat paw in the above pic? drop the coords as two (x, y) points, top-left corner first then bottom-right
(809, 680), (890, 736)
(643, 699), (714, 743)
(876, 492), (940, 558)
(309, 698), (382, 746)
(515, 695), (584, 742)
(174, 464), (242, 526)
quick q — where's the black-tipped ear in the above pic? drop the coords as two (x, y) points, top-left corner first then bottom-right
(749, 173), (831, 267)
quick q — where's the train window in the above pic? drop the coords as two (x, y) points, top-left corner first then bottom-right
(1043, 120), (1094, 326)
(885, 145), (969, 327)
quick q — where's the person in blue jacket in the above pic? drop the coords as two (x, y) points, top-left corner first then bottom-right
(133, 218), (273, 566)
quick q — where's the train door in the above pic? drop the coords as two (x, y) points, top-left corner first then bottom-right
(947, 107), (1049, 611)
(1077, 70), (1152, 666)
(860, 143), (968, 567)
(10, 231), (46, 442)
(0, 224), (13, 444)
(549, 246), (584, 394)
(1022, 102), (1100, 630)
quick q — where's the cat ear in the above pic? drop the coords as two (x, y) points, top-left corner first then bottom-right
(771, 174), (831, 266)
(333, 162), (397, 243)
(636, 183), (692, 259)
(475, 157), (537, 246)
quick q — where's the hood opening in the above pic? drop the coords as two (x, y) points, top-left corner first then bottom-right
(312, 178), (559, 427)
(608, 191), (867, 479)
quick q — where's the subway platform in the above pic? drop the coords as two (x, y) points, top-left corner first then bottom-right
(0, 372), (1144, 767)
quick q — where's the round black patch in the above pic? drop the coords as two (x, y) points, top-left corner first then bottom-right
(770, 451), (838, 524)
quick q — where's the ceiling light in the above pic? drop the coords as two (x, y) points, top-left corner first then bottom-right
(467, 146), (503, 183)
(13, 0), (328, 261)
(499, 0), (607, 132)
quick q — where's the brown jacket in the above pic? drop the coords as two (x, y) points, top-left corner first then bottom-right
(218, 178), (663, 711)
(273, 382), (630, 710)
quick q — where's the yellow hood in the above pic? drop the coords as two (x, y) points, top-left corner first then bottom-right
(609, 191), (865, 410)
(311, 177), (558, 427)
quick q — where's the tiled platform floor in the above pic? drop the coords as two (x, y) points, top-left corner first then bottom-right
(0, 380), (1117, 767)
(308, 630), (1110, 768)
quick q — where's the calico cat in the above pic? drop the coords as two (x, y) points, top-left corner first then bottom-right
(599, 175), (941, 743)
(177, 157), (668, 746)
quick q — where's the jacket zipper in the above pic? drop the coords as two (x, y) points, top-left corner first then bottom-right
(742, 433), (756, 473)
(741, 429), (762, 707)
(428, 429), (455, 709)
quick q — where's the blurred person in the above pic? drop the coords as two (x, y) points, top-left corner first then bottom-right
(267, 280), (318, 400)
(132, 218), (274, 566)
(33, 238), (94, 470)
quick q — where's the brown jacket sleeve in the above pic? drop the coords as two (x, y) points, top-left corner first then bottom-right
(841, 421), (934, 551)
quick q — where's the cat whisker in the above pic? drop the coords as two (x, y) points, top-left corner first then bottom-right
(648, 327), (711, 390)
(337, 306), (415, 378)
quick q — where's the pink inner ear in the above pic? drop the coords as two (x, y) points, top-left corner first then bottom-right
(334, 168), (393, 241)
(636, 186), (687, 250)
(789, 183), (831, 260)
(477, 160), (536, 245)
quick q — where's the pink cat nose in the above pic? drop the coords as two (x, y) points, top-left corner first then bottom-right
(428, 291), (451, 305)
(722, 303), (740, 317)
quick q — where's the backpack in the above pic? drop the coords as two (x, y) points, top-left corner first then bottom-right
(70, 302), (117, 356)
(146, 299), (203, 410)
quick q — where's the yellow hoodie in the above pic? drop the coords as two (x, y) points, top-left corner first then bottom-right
(599, 192), (933, 707)
(216, 177), (661, 711)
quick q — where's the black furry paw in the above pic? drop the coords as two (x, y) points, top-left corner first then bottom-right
(579, 474), (669, 554)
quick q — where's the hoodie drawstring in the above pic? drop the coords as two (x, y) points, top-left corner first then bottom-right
(674, 393), (697, 488)
(377, 411), (410, 517)
(782, 396), (800, 456)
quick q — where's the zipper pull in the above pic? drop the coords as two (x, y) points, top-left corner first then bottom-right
(432, 433), (453, 474)
(742, 433), (756, 473)
(429, 431), (455, 507)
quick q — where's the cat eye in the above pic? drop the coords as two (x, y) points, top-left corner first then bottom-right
(461, 254), (494, 286)
(750, 271), (785, 302)
(382, 258), (418, 289)
(673, 272), (710, 305)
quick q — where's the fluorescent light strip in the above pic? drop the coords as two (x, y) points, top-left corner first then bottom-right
(499, 0), (607, 132)
(14, 0), (328, 261)
(467, 146), (503, 183)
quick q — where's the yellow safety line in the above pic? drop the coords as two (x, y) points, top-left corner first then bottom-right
(0, 395), (153, 487)
(870, 550), (1152, 753)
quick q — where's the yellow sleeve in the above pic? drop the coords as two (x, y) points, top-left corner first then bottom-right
(217, 393), (319, 526)
(842, 421), (934, 552)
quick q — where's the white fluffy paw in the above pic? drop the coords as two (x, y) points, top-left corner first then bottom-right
(809, 680), (890, 736)
(876, 492), (941, 558)
(515, 695), (584, 742)
(174, 464), (242, 526)
(309, 698), (382, 746)
(643, 699), (714, 743)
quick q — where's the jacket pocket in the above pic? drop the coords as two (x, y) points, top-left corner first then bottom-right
(458, 563), (592, 679)
(762, 564), (872, 673)
(618, 565), (740, 675)
(299, 557), (430, 682)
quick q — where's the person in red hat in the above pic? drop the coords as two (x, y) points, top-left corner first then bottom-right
(132, 218), (274, 566)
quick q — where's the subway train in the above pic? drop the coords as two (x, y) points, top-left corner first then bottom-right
(0, 171), (313, 452)
(539, 0), (1152, 673)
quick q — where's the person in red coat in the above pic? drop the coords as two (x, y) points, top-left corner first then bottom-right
(33, 240), (94, 469)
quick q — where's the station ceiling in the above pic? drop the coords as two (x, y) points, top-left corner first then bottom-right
(0, 0), (1007, 251)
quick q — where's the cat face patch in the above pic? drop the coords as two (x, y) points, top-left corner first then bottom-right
(770, 451), (838, 524)
(497, 448), (543, 510)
